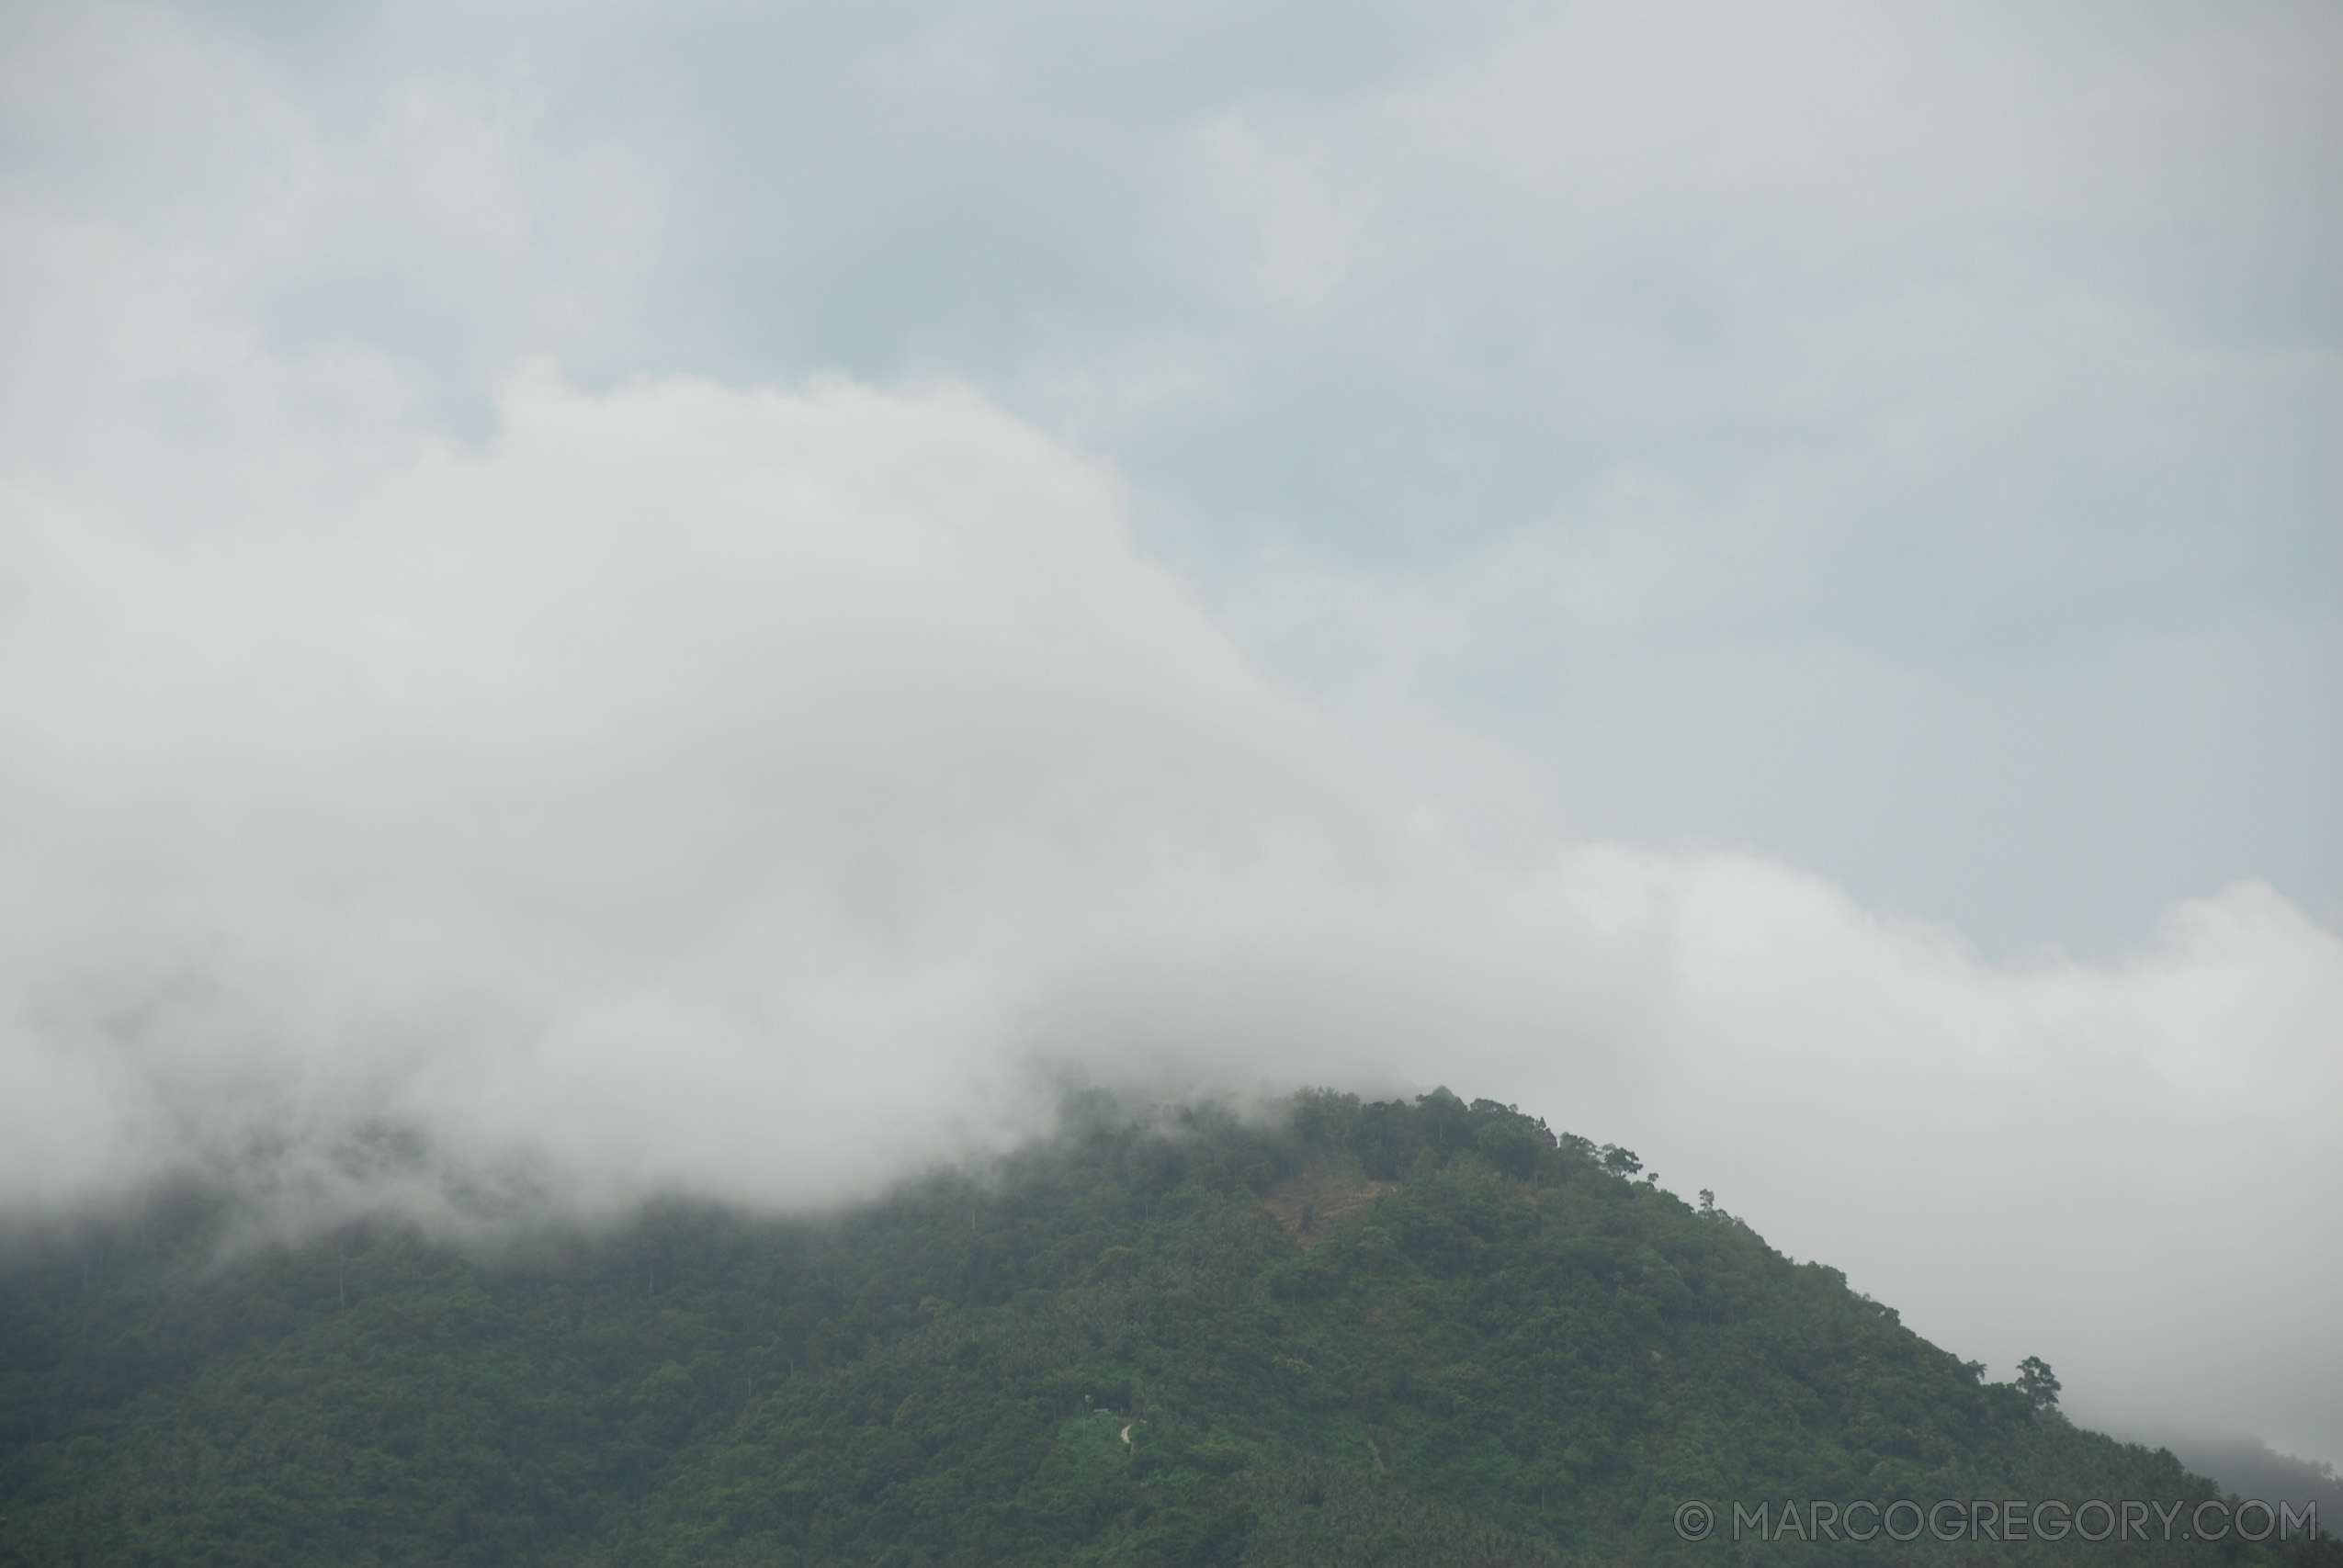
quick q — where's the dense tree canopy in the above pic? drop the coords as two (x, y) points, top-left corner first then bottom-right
(2, 1089), (2329, 1565)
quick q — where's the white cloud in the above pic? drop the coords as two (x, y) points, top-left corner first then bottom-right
(2, 371), (2337, 1461)
(0, 368), (1371, 1209)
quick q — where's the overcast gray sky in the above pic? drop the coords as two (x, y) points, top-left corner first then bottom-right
(2, 0), (2338, 1466)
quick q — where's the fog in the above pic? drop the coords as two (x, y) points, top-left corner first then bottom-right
(3, 371), (2337, 1468)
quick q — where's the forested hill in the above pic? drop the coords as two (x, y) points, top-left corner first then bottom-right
(2, 1089), (2330, 1566)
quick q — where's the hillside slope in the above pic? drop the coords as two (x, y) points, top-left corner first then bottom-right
(2, 1089), (2330, 1565)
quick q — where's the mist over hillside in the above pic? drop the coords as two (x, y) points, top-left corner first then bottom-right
(2158, 1440), (2343, 1540)
(5, 372), (2338, 1472)
(5, 1090), (2334, 1566)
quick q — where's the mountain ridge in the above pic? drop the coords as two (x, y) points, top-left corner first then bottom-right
(2, 1088), (2330, 1564)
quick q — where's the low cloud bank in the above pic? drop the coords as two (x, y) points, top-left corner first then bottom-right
(2, 373), (2336, 1462)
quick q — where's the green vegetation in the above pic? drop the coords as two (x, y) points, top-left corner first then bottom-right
(3, 1089), (2331, 1565)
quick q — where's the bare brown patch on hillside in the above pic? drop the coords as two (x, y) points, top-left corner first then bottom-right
(1261, 1172), (1397, 1250)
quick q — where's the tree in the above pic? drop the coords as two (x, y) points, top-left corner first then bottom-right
(2016, 1356), (2061, 1410)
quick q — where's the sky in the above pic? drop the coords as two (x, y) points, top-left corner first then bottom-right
(2, 0), (2338, 1467)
